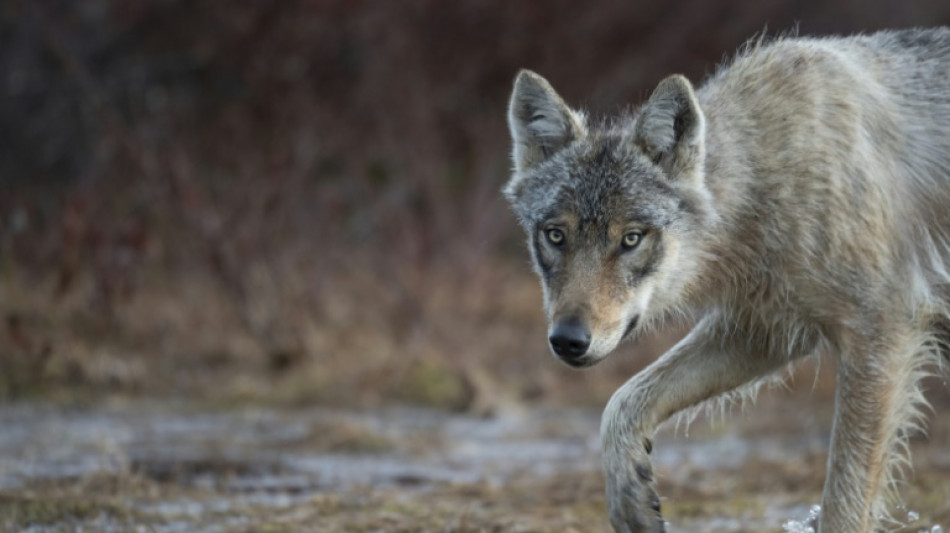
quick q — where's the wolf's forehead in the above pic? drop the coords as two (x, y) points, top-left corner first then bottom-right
(549, 141), (675, 224)
(555, 182), (672, 226)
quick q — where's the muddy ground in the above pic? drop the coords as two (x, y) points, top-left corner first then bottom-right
(1, 392), (948, 533)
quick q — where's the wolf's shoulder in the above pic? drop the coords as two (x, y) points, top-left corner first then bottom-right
(715, 28), (950, 77)
(697, 27), (950, 111)
(729, 27), (950, 59)
(859, 27), (950, 55)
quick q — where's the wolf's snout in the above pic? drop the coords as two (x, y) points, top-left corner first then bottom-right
(549, 319), (591, 359)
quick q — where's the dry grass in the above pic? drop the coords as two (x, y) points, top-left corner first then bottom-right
(5, 467), (945, 532)
(0, 253), (681, 410)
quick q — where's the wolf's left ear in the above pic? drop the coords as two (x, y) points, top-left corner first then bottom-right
(507, 70), (586, 173)
(635, 75), (705, 176)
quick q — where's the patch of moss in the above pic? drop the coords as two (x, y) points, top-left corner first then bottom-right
(397, 358), (470, 410)
(281, 419), (395, 454)
(664, 496), (766, 520)
(0, 496), (132, 528)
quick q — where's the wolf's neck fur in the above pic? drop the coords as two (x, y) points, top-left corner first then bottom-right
(684, 79), (804, 315)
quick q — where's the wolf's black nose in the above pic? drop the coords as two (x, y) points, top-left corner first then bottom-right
(549, 319), (591, 358)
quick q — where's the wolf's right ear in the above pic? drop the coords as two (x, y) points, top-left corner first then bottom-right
(507, 70), (586, 173)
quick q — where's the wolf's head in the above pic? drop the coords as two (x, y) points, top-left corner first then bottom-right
(504, 70), (718, 368)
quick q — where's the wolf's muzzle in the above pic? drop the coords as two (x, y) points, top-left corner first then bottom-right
(549, 318), (591, 360)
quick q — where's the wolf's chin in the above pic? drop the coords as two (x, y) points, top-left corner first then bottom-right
(556, 354), (602, 369)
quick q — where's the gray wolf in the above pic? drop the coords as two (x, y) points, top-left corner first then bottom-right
(503, 28), (950, 533)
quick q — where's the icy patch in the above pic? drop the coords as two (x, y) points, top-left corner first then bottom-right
(899, 507), (945, 533)
(782, 504), (820, 533)
(782, 505), (944, 533)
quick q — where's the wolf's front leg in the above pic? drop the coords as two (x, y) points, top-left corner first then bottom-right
(819, 330), (925, 533)
(601, 315), (815, 532)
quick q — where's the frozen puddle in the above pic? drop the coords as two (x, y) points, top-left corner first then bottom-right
(0, 405), (603, 492)
(0, 404), (805, 493)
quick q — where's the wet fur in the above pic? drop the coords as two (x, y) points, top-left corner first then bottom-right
(505, 28), (950, 533)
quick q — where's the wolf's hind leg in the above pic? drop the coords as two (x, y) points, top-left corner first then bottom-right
(601, 313), (817, 533)
(819, 328), (931, 533)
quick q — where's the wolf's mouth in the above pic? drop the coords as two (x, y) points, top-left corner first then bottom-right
(560, 356), (596, 369)
(622, 315), (640, 340)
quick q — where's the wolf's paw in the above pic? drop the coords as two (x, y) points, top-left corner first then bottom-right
(605, 452), (665, 533)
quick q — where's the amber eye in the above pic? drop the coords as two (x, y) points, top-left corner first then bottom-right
(546, 228), (565, 246)
(621, 231), (642, 249)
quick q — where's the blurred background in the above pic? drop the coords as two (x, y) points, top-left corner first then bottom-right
(8, 0), (950, 410)
(3, 1), (950, 531)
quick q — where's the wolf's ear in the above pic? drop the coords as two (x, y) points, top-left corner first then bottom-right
(507, 70), (586, 172)
(635, 75), (705, 175)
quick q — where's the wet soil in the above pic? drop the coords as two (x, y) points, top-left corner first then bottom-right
(1, 394), (948, 532)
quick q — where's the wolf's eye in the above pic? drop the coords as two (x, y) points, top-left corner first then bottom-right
(621, 231), (642, 250)
(546, 228), (565, 246)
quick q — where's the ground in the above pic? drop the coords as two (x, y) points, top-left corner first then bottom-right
(2, 392), (948, 533)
